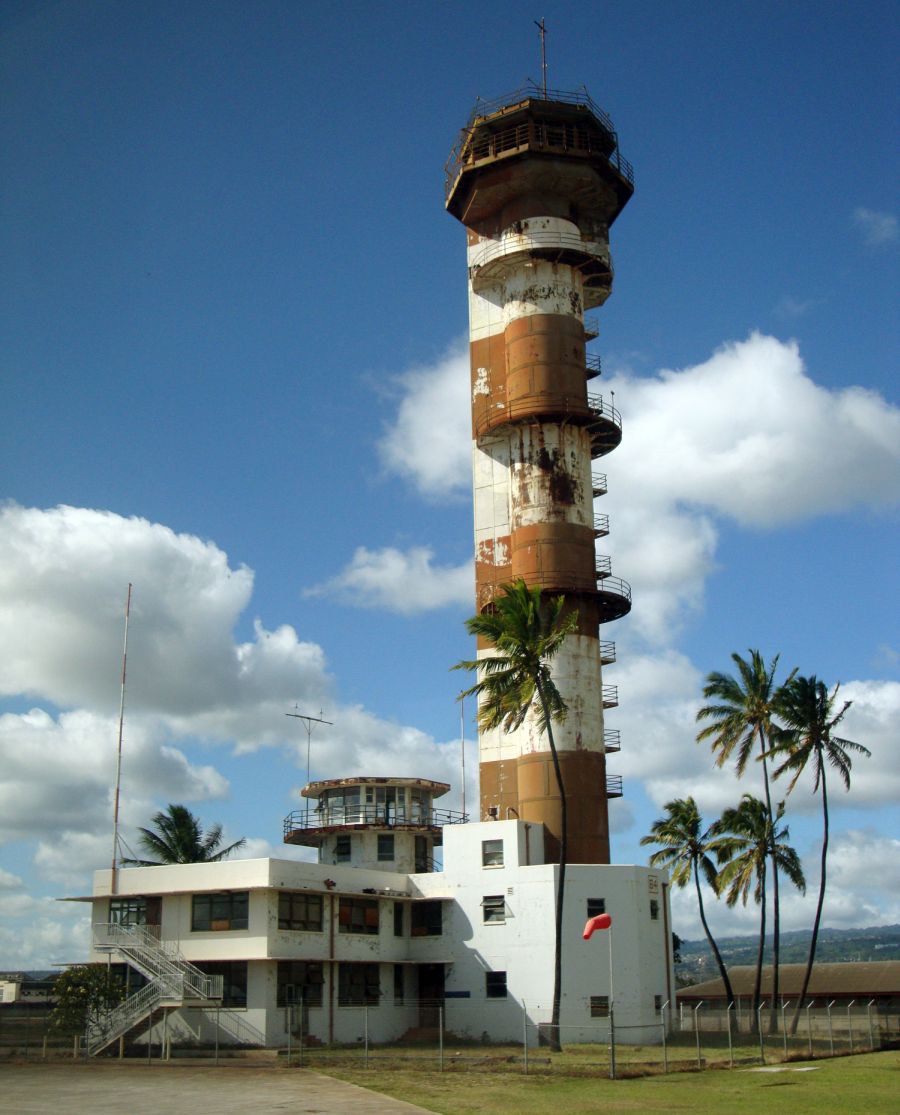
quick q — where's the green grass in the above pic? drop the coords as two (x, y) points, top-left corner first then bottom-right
(323, 1050), (899, 1114)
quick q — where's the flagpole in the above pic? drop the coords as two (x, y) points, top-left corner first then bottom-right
(111, 583), (132, 894)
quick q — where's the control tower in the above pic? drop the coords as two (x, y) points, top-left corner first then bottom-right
(445, 84), (633, 864)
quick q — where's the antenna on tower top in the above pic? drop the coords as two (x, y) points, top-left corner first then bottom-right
(286, 707), (333, 785)
(534, 18), (548, 97)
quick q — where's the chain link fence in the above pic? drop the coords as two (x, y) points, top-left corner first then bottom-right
(4, 997), (895, 1078)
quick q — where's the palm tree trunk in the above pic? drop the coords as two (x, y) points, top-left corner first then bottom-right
(537, 677), (566, 1053)
(790, 765), (829, 1035)
(759, 728), (780, 1033)
(752, 867), (766, 1033)
(692, 859), (735, 1007)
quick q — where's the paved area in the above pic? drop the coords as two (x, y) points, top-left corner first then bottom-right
(0, 1062), (438, 1114)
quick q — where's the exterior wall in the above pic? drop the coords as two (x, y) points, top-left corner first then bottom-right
(87, 822), (671, 1048)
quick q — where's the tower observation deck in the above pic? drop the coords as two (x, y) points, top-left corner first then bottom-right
(446, 83), (633, 865)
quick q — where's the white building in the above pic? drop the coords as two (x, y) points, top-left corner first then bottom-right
(76, 776), (673, 1053)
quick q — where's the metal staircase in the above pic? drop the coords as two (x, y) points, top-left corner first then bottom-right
(87, 922), (223, 1055)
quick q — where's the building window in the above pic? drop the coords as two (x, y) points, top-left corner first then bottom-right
(378, 834), (395, 862)
(277, 961), (324, 1007)
(414, 835), (429, 873)
(338, 897), (379, 935)
(339, 963), (380, 1006)
(654, 994), (663, 1011)
(482, 896), (505, 924)
(197, 961), (247, 1007)
(278, 891), (323, 932)
(590, 995), (610, 1018)
(191, 892), (249, 932)
(335, 835), (351, 863)
(482, 839), (504, 867)
(485, 971), (507, 999)
(587, 897), (606, 918)
(394, 901), (405, 937)
(650, 899), (659, 921)
(411, 901), (442, 937)
(394, 965), (404, 1003)
(109, 897), (147, 926)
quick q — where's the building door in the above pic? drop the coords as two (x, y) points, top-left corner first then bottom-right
(417, 963), (444, 1028)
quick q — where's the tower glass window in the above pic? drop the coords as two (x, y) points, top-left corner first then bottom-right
(482, 839), (504, 867)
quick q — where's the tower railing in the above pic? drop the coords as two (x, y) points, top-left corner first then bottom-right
(468, 228), (611, 283)
(586, 353), (602, 380)
(594, 513), (610, 537)
(603, 729), (621, 752)
(445, 82), (634, 194)
(606, 775), (624, 798)
(601, 685), (618, 708)
(283, 805), (469, 839)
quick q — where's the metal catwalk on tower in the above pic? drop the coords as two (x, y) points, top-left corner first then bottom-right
(446, 83), (634, 865)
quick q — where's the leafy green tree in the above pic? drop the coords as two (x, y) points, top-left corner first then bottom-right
(50, 964), (123, 1034)
(769, 676), (870, 1031)
(696, 650), (794, 1021)
(641, 797), (735, 1006)
(454, 579), (577, 1051)
(121, 803), (246, 866)
(712, 795), (805, 1028)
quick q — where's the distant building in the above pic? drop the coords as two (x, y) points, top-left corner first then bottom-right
(677, 961), (900, 1020)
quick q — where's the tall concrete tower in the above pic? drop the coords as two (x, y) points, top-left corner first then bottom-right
(446, 86), (633, 865)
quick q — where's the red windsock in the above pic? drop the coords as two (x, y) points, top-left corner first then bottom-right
(582, 913), (613, 939)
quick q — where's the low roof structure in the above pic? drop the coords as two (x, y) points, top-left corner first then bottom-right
(677, 961), (900, 1005)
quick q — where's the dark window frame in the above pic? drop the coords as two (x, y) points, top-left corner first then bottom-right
(338, 962), (380, 1006)
(377, 833), (395, 862)
(338, 896), (380, 936)
(410, 900), (442, 937)
(191, 891), (249, 932)
(278, 891), (323, 932)
(276, 961), (324, 1008)
(197, 960), (248, 1007)
(590, 995), (610, 1018)
(482, 895), (505, 924)
(485, 971), (507, 999)
(587, 897), (606, 919)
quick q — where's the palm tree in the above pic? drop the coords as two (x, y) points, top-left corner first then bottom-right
(712, 795), (805, 1029)
(769, 676), (870, 1031)
(121, 803), (246, 866)
(641, 798), (735, 1007)
(453, 579), (577, 1051)
(696, 650), (794, 1022)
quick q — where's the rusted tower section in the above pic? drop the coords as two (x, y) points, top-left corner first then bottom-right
(445, 85), (633, 865)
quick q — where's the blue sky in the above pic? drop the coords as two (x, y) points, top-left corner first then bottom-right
(1, 0), (897, 968)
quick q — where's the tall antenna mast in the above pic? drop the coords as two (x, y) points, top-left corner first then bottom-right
(534, 17), (548, 97)
(286, 708), (333, 785)
(460, 699), (466, 819)
(111, 583), (132, 891)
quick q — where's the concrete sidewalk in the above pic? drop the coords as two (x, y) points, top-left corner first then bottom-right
(0, 1062), (438, 1114)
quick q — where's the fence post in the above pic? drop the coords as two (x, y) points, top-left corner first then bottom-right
(522, 1001), (528, 1075)
(846, 999), (855, 1053)
(727, 1002), (734, 1069)
(827, 1001), (835, 1057)
(781, 1000), (790, 1058)
(214, 1006), (219, 1065)
(438, 1006), (444, 1073)
(806, 1001), (813, 1057)
(867, 1000), (876, 1051)
(364, 1005), (369, 1069)
(298, 995), (304, 1067)
(757, 1003), (765, 1065)
(693, 1001), (703, 1070)
(661, 1000), (669, 1074)
(608, 1007), (616, 1080)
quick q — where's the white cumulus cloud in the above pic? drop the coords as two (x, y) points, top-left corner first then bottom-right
(853, 207), (898, 246)
(305, 545), (472, 614)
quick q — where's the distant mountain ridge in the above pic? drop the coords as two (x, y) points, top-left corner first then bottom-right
(676, 924), (900, 985)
